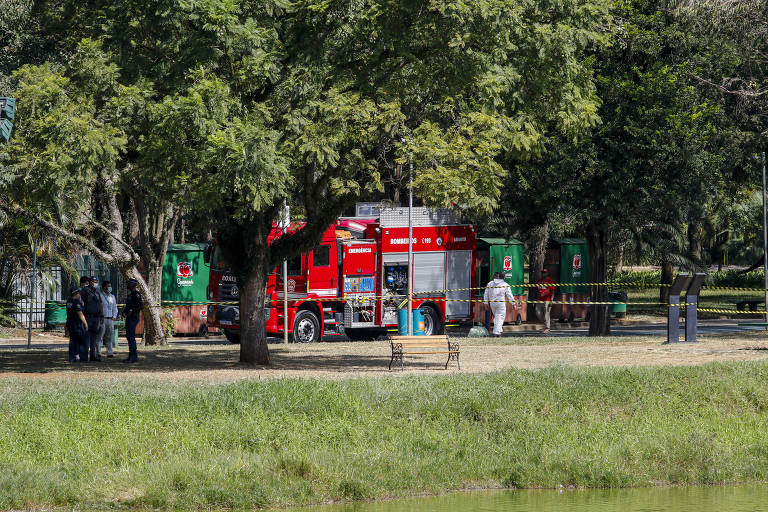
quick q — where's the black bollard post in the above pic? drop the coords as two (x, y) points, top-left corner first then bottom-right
(685, 273), (707, 343)
(667, 273), (691, 344)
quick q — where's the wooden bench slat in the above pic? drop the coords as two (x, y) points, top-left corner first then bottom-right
(391, 337), (449, 341)
(399, 351), (458, 355)
(398, 348), (458, 351)
(391, 335), (449, 338)
(391, 343), (452, 346)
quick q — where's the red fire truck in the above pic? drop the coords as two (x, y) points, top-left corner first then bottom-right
(205, 207), (477, 343)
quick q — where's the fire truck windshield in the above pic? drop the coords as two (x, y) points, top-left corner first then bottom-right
(211, 244), (229, 271)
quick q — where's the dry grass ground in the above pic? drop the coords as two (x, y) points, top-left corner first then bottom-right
(2, 329), (768, 383)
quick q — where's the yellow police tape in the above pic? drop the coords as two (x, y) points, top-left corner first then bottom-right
(697, 308), (768, 314)
(701, 286), (766, 292)
(8, 296), (765, 308)
(5, 277), (767, 317)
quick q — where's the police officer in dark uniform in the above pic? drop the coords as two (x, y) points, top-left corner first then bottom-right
(124, 278), (143, 363)
(81, 276), (103, 361)
(66, 287), (89, 363)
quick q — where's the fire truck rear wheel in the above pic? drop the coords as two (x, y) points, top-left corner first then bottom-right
(421, 305), (443, 336)
(224, 329), (240, 344)
(292, 310), (321, 343)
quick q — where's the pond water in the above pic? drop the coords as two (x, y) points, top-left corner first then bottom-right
(293, 485), (768, 512)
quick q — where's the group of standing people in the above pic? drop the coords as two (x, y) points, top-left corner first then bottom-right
(65, 276), (143, 363)
(483, 268), (556, 337)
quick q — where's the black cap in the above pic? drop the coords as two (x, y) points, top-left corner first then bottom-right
(126, 278), (139, 286)
(70, 286), (81, 296)
(80, 276), (90, 283)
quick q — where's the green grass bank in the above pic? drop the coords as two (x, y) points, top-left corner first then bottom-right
(3, 362), (768, 510)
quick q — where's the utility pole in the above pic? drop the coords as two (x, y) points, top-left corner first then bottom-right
(407, 152), (414, 336)
(27, 237), (37, 349)
(283, 199), (290, 343)
(762, 151), (767, 330)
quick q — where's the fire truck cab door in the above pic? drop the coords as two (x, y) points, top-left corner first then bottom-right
(277, 253), (306, 297)
(308, 244), (337, 296)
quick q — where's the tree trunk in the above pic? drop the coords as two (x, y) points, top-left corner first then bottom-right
(132, 191), (179, 345)
(240, 255), (271, 366)
(528, 221), (549, 284)
(121, 264), (167, 346)
(660, 258), (674, 304)
(688, 221), (702, 268)
(129, 199), (141, 247)
(615, 244), (624, 273)
(144, 255), (163, 307)
(587, 223), (610, 336)
(527, 220), (549, 319)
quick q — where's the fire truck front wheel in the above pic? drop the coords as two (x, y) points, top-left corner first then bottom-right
(291, 310), (321, 343)
(421, 305), (444, 336)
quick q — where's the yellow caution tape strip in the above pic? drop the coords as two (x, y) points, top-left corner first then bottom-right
(701, 286), (766, 292)
(697, 308), (767, 314)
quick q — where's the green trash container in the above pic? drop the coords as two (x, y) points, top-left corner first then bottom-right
(114, 320), (124, 347)
(44, 300), (67, 329)
(609, 292), (628, 317)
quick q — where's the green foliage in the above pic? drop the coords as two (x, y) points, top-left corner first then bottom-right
(6, 62), (126, 210)
(711, 270), (766, 289)
(407, 113), (505, 213)
(161, 308), (176, 338)
(611, 269), (663, 286)
(614, 268), (766, 289)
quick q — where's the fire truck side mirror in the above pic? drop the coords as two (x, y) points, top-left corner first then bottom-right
(203, 243), (212, 264)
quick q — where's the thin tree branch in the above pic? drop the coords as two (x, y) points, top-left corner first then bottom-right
(0, 198), (124, 265)
(690, 73), (768, 98)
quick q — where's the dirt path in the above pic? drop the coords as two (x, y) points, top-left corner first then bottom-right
(2, 330), (768, 383)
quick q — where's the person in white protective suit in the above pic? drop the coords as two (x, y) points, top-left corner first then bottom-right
(483, 272), (515, 337)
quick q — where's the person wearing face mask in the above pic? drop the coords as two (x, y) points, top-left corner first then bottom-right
(97, 280), (119, 358)
(78, 275), (91, 303)
(82, 276), (104, 361)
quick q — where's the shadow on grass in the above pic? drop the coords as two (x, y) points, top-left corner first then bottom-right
(0, 344), (450, 374)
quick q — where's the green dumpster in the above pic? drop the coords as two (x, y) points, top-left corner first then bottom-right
(475, 237), (527, 324)
(552, 239), (590, 294)
(44, 300), (67, 329)
(161, 243), (211, 335)
(545, 238), (590, 322)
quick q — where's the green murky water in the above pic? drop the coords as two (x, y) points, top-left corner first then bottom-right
(293, 486), (768, 511)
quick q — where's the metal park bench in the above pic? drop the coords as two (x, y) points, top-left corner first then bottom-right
(388, 334), (460, 370)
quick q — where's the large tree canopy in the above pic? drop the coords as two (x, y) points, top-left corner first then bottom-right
(2, 0), (609, 359)
(194, 0), (610, 363)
